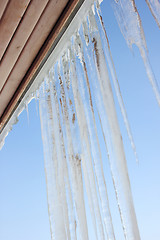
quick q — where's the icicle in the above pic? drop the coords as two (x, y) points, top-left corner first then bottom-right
(69, 46), (105, 240)
(74, 33), (115, 239)
(48, 71), (74, 240)
(49, 69), (77, 240)
(39, 81), (67, 240)
(88, 9), (140, 240)
(55, 62), (89, 240)
(25, 102), (29, 124)
(61, 53), (98, 239)
(112, 0), (160, 106)
(35, 90), (39, 116)
(146, 0), (160, 28)
(94, 2), (138, 163)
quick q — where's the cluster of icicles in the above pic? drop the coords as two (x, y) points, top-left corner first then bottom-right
(36, 0), (160, 240)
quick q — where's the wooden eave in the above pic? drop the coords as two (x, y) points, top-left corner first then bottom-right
(0, 0), (84, 133)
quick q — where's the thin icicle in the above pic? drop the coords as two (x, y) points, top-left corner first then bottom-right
(146, 0), (160, 28)
(25, 103), (29, 124)
(94, 2), (138, 162)
(39, 84), (54, 240)
(88, 9), (140, 240)
(35, 90), (39, 116)
(112, 0), (160, 106)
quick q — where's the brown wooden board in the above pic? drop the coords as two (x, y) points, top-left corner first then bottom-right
(0, 0), (31, 60)
(0, 0), (84, 133)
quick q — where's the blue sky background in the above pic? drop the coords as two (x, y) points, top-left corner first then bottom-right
(0, 0), (160, 239)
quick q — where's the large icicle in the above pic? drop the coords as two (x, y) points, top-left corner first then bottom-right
(39, 82), (67, 240)
(94, 2), (138, 162)
(112, 0), (160, 106)
(146, 0), (160, 28)
(87, 9), (140, 239)
(61, 52), (99, 239)
(48, 70), (76, 240)
(74, 33), (115, 239)
(69, 46), (106, 240)
(55, 62), (89, 240)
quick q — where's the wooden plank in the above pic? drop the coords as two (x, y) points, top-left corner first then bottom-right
(0, 0), (84, 132)
(0, 0), (9, 20)
(0, 0), (68, 116)
(0, 0), (31, 60)
(0, 0), (50, 91)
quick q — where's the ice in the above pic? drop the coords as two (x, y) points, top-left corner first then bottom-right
(39, 81), (67, 240)
(25, 103), (30, 124)
(3, 0), (159, 239)
(112, 0), (160, 106)
(82, 9), (140, 239)
(49, 70), (77, 240)
(69, 45), (111, 240)
(95, 2), (138, 162)
(68, 48), (103, 239)
(146, 0), (160, 28)
(74, 33), (115, 239)
(55, 62), (89, 240)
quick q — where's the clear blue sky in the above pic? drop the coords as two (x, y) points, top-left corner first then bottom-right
(0, 1), (160, 239)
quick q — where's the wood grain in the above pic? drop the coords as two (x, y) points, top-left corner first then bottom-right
(0, 0), (50, 91)
(0, 0), (31, 60)
(0, 0), (9, 20)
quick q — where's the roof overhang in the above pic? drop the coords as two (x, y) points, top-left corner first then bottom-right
(0, 0), (84, 133)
